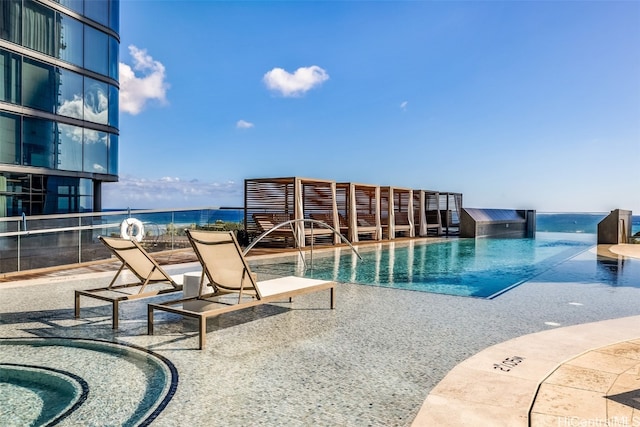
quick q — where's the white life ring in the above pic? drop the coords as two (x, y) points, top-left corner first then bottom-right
(120, 218), (145, 242)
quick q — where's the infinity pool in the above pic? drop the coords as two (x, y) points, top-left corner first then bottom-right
(254, 233), (596, 298)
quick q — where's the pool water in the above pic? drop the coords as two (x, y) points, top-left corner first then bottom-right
(255, 233), (596, 298)
(0, 338), (177, 427)
(0, 364), (86, 426)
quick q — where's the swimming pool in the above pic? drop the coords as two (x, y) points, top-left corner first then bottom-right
(253, 233), (596, 298)
(0, 338), (177, 426)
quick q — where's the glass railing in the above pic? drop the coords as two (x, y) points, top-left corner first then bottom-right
(0, 207), (244, 274)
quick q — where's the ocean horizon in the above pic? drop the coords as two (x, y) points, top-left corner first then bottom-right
(111, 209), (639, 236)
(536, 212), (640, 235)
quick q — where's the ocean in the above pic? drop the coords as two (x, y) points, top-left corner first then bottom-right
(536, 212), (640, 235)
(129, 209), (639, 236)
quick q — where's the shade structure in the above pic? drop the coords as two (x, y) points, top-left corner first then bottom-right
(245, 176), (463, 245)
(439, 192), (463, 235)
(337, 182), (382, 242)
(413, 190), (443, 236)
(380, 186), (415, 239)
(244, 177), (340, 247)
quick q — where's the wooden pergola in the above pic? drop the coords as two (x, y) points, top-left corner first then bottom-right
(244, 177), (340, 247)
(380, 186), (415, 239)
(245, 176), (462, 245)
(439, 192), (463, 235)
(337, 182), (382, 242)
(413, 190), (443, 236)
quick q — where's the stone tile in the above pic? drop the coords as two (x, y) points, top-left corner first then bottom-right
(608, 369), (640, 395)
(606, 386), (640, 412)
(529, 412), (571, 427)
(412, 394), (527, 427)
(458, 346), (560, 381)
(531, 383), (607, 419)
(567, 351), (640, 375)
(597, 342), (640, 361)
(499, 333), (591, 362)
(544, 364), (618, 393)
(606, 397), (635, 420)
(429, 365), (538, 409)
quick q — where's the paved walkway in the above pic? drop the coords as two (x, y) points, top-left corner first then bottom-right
(412, 315), (640, 426)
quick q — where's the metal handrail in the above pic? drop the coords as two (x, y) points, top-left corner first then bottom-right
(243, 218), (362, 269)
(0, 207), (244, 273)
(0, 206), (242, 223)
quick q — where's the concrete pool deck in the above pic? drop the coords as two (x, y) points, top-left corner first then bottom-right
(413, 315), (640, 426)
(1, 241), (640, 426)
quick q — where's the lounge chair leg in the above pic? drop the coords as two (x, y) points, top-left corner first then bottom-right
(199, 316), (207, 350)
(148, 305), (154, 335)
(330, 287), (335, 309)
(112, 301), (119, 329)
(74, 291), (80, 318)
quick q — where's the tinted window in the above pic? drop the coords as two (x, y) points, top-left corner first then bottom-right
(57, 123), (83, 171)
(84, 0), (108, 27)
(23, 0), (56, 56)
(56, 68), (84, 119)
(0, 113), (20, 165)
(84, 77), (108, 124)
(22, 58), (55, 112)
(0, 0), (21, 45)
(58, 13), (83, 66)
(83, 128), (107, 173)
(108, 83), (118, 127)
(109, 0), (119, 33)
(23, 117), (55, 168)
(109, 34), (118, 79)
(84, 25), (108, 75)
(54, 0), (83, 15)
(108, 133), (117, 175)
(0, 49), (21, 105)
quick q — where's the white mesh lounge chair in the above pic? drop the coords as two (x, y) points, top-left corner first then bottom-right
(147, 230), (336, 349)
(74, 236), (183, 329)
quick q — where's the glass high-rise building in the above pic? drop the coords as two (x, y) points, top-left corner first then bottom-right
(0, 0), (119, 215)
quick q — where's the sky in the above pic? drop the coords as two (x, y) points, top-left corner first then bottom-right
(102, 0), (640, 213)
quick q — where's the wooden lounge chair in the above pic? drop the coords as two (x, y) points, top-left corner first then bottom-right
(355, 213), (380, 240)
(147, 230), (336, 349)
(252, 213), (296, 242)
(394, 212), (413, 237)
(74, 236), (183, 329)
(309, 212), (348, 236)
(253, 212), (335, 245)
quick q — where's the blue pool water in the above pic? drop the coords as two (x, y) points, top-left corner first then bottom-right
(256, 232), (597, 298)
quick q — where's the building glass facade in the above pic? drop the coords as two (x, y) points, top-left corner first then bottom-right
(0, 0), (119, 216)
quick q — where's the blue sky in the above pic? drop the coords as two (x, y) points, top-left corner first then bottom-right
(103, 0), (640, 213)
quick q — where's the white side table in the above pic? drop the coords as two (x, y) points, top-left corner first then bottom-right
(182, 271), (216, 311)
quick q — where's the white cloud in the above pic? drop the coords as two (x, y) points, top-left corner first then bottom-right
(236, 120), (254, 129)
(102, 175), (243, 209)
(263, 65), (329, 97)
(160, 176), (180, 183)
(400, 101), (408, 111)
(119, 45), (169, 115)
